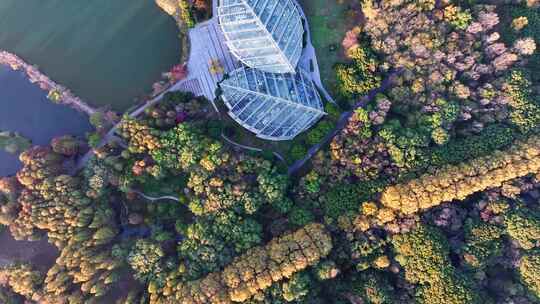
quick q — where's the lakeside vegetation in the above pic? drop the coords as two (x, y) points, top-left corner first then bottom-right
(0, 0), (539, 303)
(0, 0), (181, 111)
(0, 131), (31, 155)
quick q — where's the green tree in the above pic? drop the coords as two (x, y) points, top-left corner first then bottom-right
(461, 220), (504, 269)
(504, 205), (540, 250)
(352, 270), (394, 304)
(392, 224), (479, 304)
(282, 273), (312, 302)
(127, 240), (165, 282)
(519, 250), (540, 300)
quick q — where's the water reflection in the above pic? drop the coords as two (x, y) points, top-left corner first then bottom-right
(0, 66), (93, 176)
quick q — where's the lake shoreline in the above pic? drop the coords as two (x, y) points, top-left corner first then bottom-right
(0, 65), (94, 176)
(0, 51), (96, 117)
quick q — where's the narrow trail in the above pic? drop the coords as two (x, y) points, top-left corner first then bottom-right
(287, 70), (403, 175)
(133, 190), (180, 202)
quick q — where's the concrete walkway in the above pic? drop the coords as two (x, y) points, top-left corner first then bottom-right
(134, 190), (180, 202)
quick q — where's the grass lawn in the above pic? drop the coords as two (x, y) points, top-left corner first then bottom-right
(299, 0), (359, 94)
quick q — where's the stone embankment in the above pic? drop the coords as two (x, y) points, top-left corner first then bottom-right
(0, 51), (96, 116)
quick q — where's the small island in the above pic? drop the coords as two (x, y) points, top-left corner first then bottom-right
(0, 131), (31, 155)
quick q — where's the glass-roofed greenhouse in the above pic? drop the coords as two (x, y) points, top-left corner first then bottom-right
(220, 67), (325, 141)
(218, 0), (304, 74)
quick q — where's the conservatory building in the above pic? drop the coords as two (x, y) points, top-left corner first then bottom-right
(217, 0), (304, 74)
(220, 67), (325, 141)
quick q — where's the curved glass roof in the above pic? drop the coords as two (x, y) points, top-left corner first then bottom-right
(220, 67), (325, 141)
(218, 0), (304, 74)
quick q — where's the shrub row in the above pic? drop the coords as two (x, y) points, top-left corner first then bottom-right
(411, 124), (517, 176)
(166, 223), (332, 304)
(380, 135), (540, 215)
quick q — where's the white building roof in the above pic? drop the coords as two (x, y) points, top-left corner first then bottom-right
(220, 67), (325, 141)
(218, 0), (304, 74)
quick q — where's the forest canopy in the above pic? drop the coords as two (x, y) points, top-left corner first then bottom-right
(0, 0), (539, 303)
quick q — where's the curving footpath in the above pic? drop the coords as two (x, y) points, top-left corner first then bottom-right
(221, 132), (287, 163)
(133, 190), (180, 202)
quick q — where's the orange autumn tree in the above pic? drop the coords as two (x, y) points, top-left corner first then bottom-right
(354, 134), (540, 230)
(150, 223), (332, 304)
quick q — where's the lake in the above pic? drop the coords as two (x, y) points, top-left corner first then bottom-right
(0, 0), (181, 112)
(0, 66), (93, 176)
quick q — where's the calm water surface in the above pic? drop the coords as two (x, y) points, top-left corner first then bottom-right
(0, 66), (93, 176)
(0, 0), (181, 111)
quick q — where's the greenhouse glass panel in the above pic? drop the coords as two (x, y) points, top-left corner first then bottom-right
(220, 67), (325, 141)
(218, 0), (304, 74)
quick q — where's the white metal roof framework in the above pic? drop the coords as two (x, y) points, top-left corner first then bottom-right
(221, 67), (325, 140)
(217, 0), (304, 74)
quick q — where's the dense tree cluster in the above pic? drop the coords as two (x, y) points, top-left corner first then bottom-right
(330, 105), (399, 182)
(350, 270), (395, 304)
(362, 1), (536, 137)
(500, 2), (540, 80)
(503, 70), (540, 133)
(460, 220), (504, 269)
(143, 92), (206, 129)
(51, 135), (81, 157)
(0, 176), (21, 226)
(519, 250), (540, 300)
(391, 224), (479, 304)
(120, 114), (288, 217)
(113, 95), (293, 302)
(119, 118), (162, 155)
(177, 211), (263, 277)
(335, 45), (382, 99)
(127, 239), (165, 282)
(2, 1), (540, 303)
(327, 0), (539, 184)
(504, 204), (540, 250)
(0, 263), (48, 302)
(155, 223), (332, 304)
(379, 134), (540, 218)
